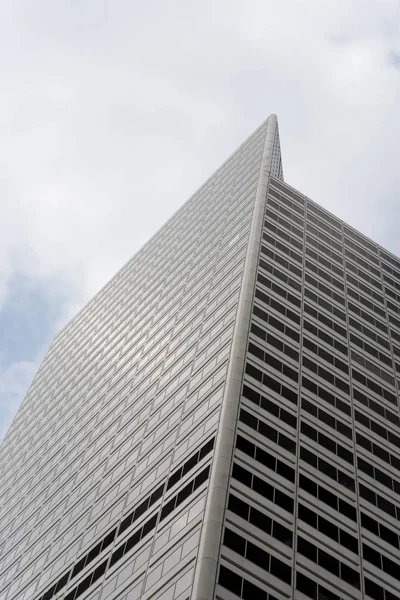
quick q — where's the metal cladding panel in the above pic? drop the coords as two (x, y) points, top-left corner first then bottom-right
(0, 118), (272, 600)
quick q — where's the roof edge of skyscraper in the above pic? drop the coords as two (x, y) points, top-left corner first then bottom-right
(191, 114), (279, 600)
(53, 114), (278, 342)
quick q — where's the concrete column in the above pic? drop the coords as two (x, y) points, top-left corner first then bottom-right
(191, 114), (278, 600)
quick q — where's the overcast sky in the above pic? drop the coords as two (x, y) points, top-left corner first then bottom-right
(1, 0), (400, 441)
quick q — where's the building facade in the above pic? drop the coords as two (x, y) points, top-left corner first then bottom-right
(0, 116), (399, 600)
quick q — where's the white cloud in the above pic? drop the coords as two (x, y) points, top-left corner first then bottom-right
(0, 360), (38, 441)
(0, 0), (400, 437)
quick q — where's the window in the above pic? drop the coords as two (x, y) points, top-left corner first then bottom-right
(302, 376), (351, 416)
(301, 397), (352, 439)
(228, 493), (293, 546)
(352, 371), (397, 405)
(254, 290), (301, 327)
(239, 408), (296, 454)
(242, 384), (297, 429)
(231, 463), (294, 514)
(296, 572), (341, 600)
(300, 447), (354, 491)
(236, 434), (295, 483)
(223, 528), (292, 585)
(300, 421), (353, 464)
(298, 503), (358, 553)
(297, 536), (360, 588)
(257, 271), (301, 307)
(299, 473), (357, 521)
(303, 357), (349, 394)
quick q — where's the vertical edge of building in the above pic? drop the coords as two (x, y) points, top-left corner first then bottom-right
(191, 114), (280, 599)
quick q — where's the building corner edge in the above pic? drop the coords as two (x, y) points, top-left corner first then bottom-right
(190, 115), (278, 599)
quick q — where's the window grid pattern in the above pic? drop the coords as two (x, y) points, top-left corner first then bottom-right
(0, 121), (271, 600)
(217, 175), (400, 600)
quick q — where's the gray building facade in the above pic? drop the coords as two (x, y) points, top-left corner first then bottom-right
(0, 116), (399, 600)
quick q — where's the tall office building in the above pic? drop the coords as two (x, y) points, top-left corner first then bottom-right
(0, 115), (399, 600)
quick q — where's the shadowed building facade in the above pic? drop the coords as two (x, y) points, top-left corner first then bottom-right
(0, 116), (399, 600)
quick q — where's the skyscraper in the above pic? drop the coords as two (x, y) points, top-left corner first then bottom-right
(0, 114), (399, 600)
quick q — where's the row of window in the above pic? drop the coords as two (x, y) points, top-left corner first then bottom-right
(252, 308), (300, 344)
(303, 356), (349, 394)
(346, 261), (382, 290)
(297, 536), (360, 588)
(352, 371), (397, 405)
(387, 298), (400, 316)
(386, 285), (400, 304)
(304, 287), (346, 321)
(300, 422), (353, 466)
(381, 249), (400, 272)
(36, 439), (214, 600)
(259, 257), (301, 293)
(345, 248), (381, 278)
(363, 542), (400, 581)
(242, 384), (297, 429)
(236, 435), (295, 484)
(298, 503), (358, 554)
(300, 447), (354, 492)
(250, 330), (299, 368)
(223, 527), (292, 585)
(254, 288), (301, 326)
(304, 302), (347, 338)
(307, 201), (340, 229)
(218, 564), (278, 600)
(383, 272), (400, 293)
(348, 301), (388, 334)
(264, 210), (303, 243)
(306, 259), (344, 291)
(306, 234), (342, 265)
(299, 473), (357, 521)
(231, 463), (294, 514)
(302, 376), (351, 416)
(265, 220), (303, 251)
(347, 284), (386, 318)
(306, 223), (342, 254)
(261, 245), (302, 279)
(350, 333), (392, 369)
(361, 512), (400, 550)
(257, 271), (301, 308)
(228, 493), (293, 546)
(307, 212), (341, 239)
(305, 274), (345, 307)
(359, 482), (400, 521)
(358, 457), (400, 496)
(269, 185), (305, 214)
(269, 179), (305, 207)
(301, 397), (352, 439)
(306, 246), (343, 277)
(65, 464), (209, 600)
(268, 197), (304, 229)
(263, 232), (302, 264)
(354, 391), (400, 436)
(365, 576), (398, 600)
(355, 408), (400, 446)
(356, 432), (400, 472)
(247, 351), (298, 384)
(344, 229), (378, 257)
(239, 408), (296, 455)
(296, 571), (341, 600)
(347, 272), (384, 304)
(351, 352), (394, 387)
(303, 324), (348, 357)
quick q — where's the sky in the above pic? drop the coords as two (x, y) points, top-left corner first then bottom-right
(1, 0), (400, 442)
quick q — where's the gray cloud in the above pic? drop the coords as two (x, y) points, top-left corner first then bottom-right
(0, 0), (400, 435)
